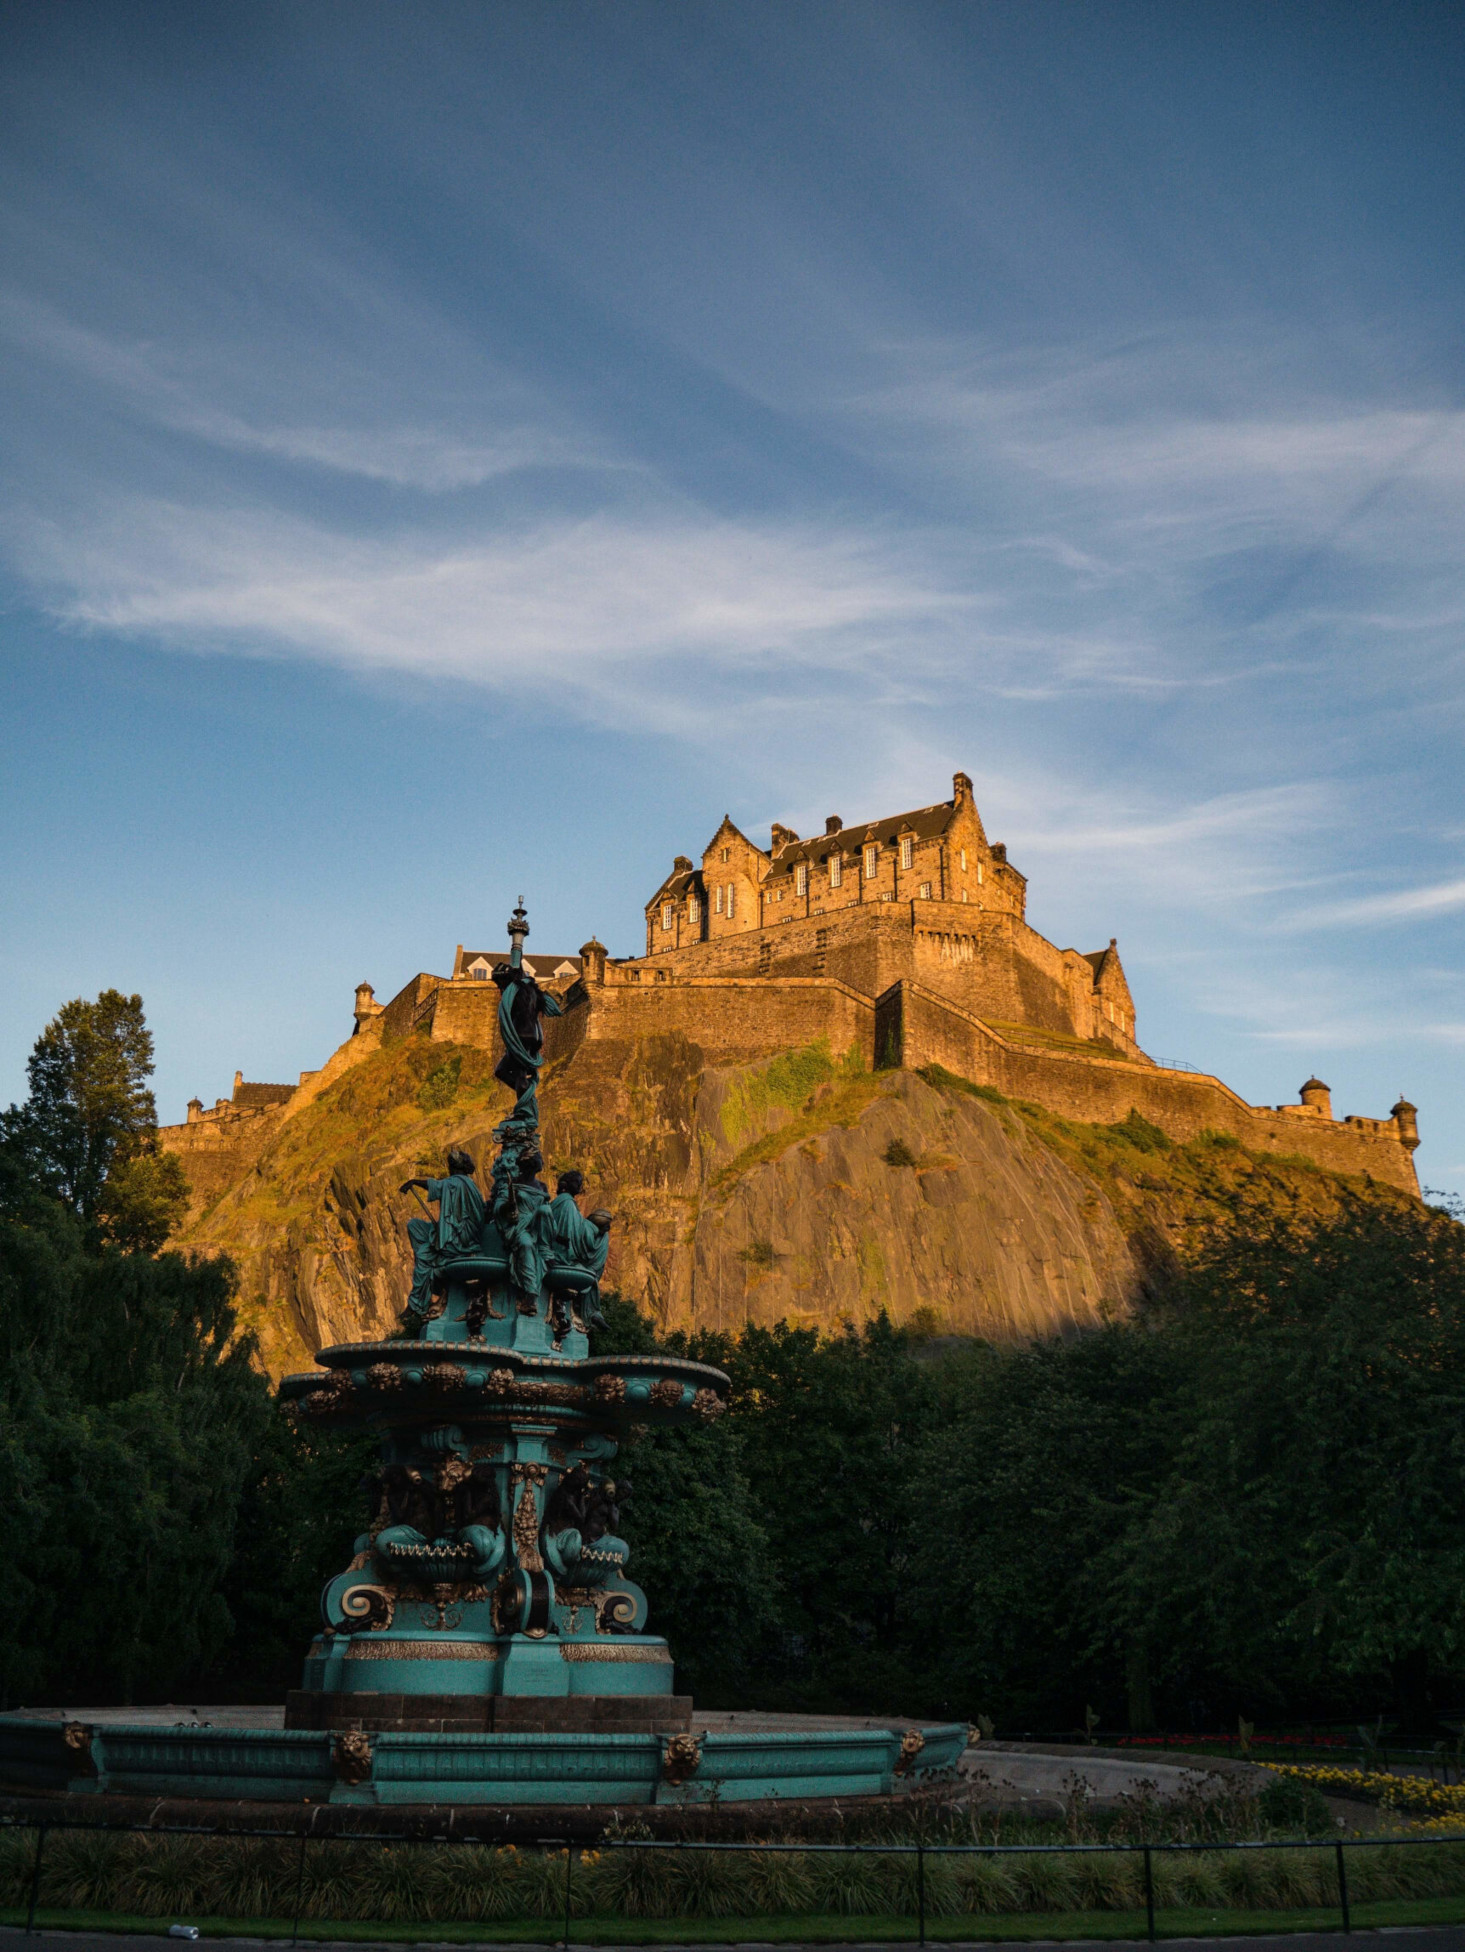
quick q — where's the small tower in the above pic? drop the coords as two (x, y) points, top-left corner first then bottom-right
(353, 982), (383, 1033)
(1299, 1077), (1332, 1118)
(580, 937), (608, 985)
(186, 1097), (203, 1125)
(1391, 1098), (1420, 1152)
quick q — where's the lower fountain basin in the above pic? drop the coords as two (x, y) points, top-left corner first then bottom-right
(0, 1706), (965, 1807)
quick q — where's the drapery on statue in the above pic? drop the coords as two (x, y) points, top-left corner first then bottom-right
(490, 898), (563, 1137)
(399, 1147), (484, 1326)
(542, 1169), (613, 1334)
(492, 1139), (551, 1314)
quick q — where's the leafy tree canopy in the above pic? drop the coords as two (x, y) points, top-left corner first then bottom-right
(0, 990), (188, 1251)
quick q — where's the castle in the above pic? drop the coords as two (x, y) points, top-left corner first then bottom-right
(161, 771), (1421, 1202)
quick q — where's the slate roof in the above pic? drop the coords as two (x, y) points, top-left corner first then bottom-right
(765, 802), (955, 877)
(457, 951), (583, 982)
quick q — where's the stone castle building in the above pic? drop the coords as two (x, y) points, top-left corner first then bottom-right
(641, 771), (1140, 1060)
(161, 771), (1422, 1201)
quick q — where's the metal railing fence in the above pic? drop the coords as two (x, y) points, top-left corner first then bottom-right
(5, 1815), (1465, 1948)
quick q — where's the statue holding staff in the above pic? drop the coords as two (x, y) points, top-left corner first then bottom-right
(399, 1147), (484, 1327)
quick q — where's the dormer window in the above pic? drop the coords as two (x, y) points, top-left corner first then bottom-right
(661, 902), (674, 931)
(795, 862), (808, 896)
(864, 844), (878, 879)
(830, 853), (843, 888)
(900, 835), (913, 869)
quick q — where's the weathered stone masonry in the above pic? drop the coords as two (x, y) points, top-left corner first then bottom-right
(160, 771), (1422, 1204)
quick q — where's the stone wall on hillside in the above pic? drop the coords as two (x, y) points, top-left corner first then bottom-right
(892, 979), (1419, 1194)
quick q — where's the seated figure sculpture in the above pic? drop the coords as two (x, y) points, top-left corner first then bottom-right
(541, 1169), (613, 1335)
(399, 1147), (484, 1327)
(492, 1140), (550, 1314)
(373, 1458), (506, 1583)
(542, 1463), (633, 1588)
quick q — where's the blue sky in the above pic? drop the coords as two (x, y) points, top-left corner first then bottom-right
(3, 1), (1464, 1194)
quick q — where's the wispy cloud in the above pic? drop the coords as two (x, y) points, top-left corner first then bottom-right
(0, 295), (602, 489)
(11, 498), (979, 726)
(1290, 876), (1465, 928)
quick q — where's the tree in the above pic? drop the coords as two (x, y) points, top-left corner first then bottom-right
(1, 990), (188, 1251)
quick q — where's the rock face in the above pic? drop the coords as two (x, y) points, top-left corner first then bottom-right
(177, 1026), (1399, 1378)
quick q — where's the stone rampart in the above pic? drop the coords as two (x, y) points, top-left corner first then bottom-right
(892, 979), (1419, 1194)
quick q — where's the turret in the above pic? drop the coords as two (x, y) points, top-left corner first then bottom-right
(580, 937), (608, 985)
(1391, 1098), (1420, 1152)
(353, 982), (383, 1033)
(186, 1097), (203, 1124)
(1299, 1077), (1332, 1118)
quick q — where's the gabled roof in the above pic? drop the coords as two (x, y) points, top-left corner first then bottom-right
(765, 801), (955, 876)
(458, 951), (583, 982)
(646, 866), (706, 907)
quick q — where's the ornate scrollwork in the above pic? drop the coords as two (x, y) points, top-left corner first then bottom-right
(339, 1582), (395, 1632)
(489, 1367), (515, 1392)
(421, 1362), (461, 1390)
(595, 1373), (626, 1404)
(649, 1379), (685, 1408)
(662, 1732), (702, 1785)
(365, 1362), (402, 1391)
(895, 1728), (926, 1775)
(333, 1728), (374, 1784)
(692, 1387), (726, 1423)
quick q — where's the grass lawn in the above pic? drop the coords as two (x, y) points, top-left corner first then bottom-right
(5, 1896), (1465, 1942)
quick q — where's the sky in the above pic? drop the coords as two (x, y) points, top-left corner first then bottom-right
(2, 1), (1464, 1195)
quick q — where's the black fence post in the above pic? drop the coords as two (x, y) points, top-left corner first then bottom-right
(1142, 1845), (1156, 1944)
(289, 1831), (309, 1947)
(916, 1841), (926, 1949)
(562, 1843), (574, 1951)
(1335, 1839), (1351, 1934)
(24, 1822), (48, 1936)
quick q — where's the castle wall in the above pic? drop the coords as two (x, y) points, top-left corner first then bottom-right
(895, 980), (1420, 1195)
(585, 976), (877, 1067)
(621, 899), (1141, 1057)
(159, 1104), (290, 1218)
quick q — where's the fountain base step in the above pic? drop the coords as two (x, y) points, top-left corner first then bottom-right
(284, 1690), (693, 1734)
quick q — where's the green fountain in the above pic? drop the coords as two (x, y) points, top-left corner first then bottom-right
(0, 904), (962, 1813)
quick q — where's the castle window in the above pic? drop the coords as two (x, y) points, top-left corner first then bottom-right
(661, 902), (674, 931)
(715, 886), (724, 915)
(977, 862), (984, 884)
(796, 862), (808, 896)
(726, 883), (736, 918)
(719, 847), (730, 863)
(919, 881), (932, 899)
(959, 849), (967, 871)
(830, 853), (842, 888)
(900, 836), (913, 870)
(688, 896), (700, 926)
(863, 844), (878, 879)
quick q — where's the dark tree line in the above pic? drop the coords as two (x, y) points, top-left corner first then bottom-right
(3, 991), (1464, 1732)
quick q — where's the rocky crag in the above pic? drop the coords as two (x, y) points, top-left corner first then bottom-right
(174, 1025), (1410, 1378)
